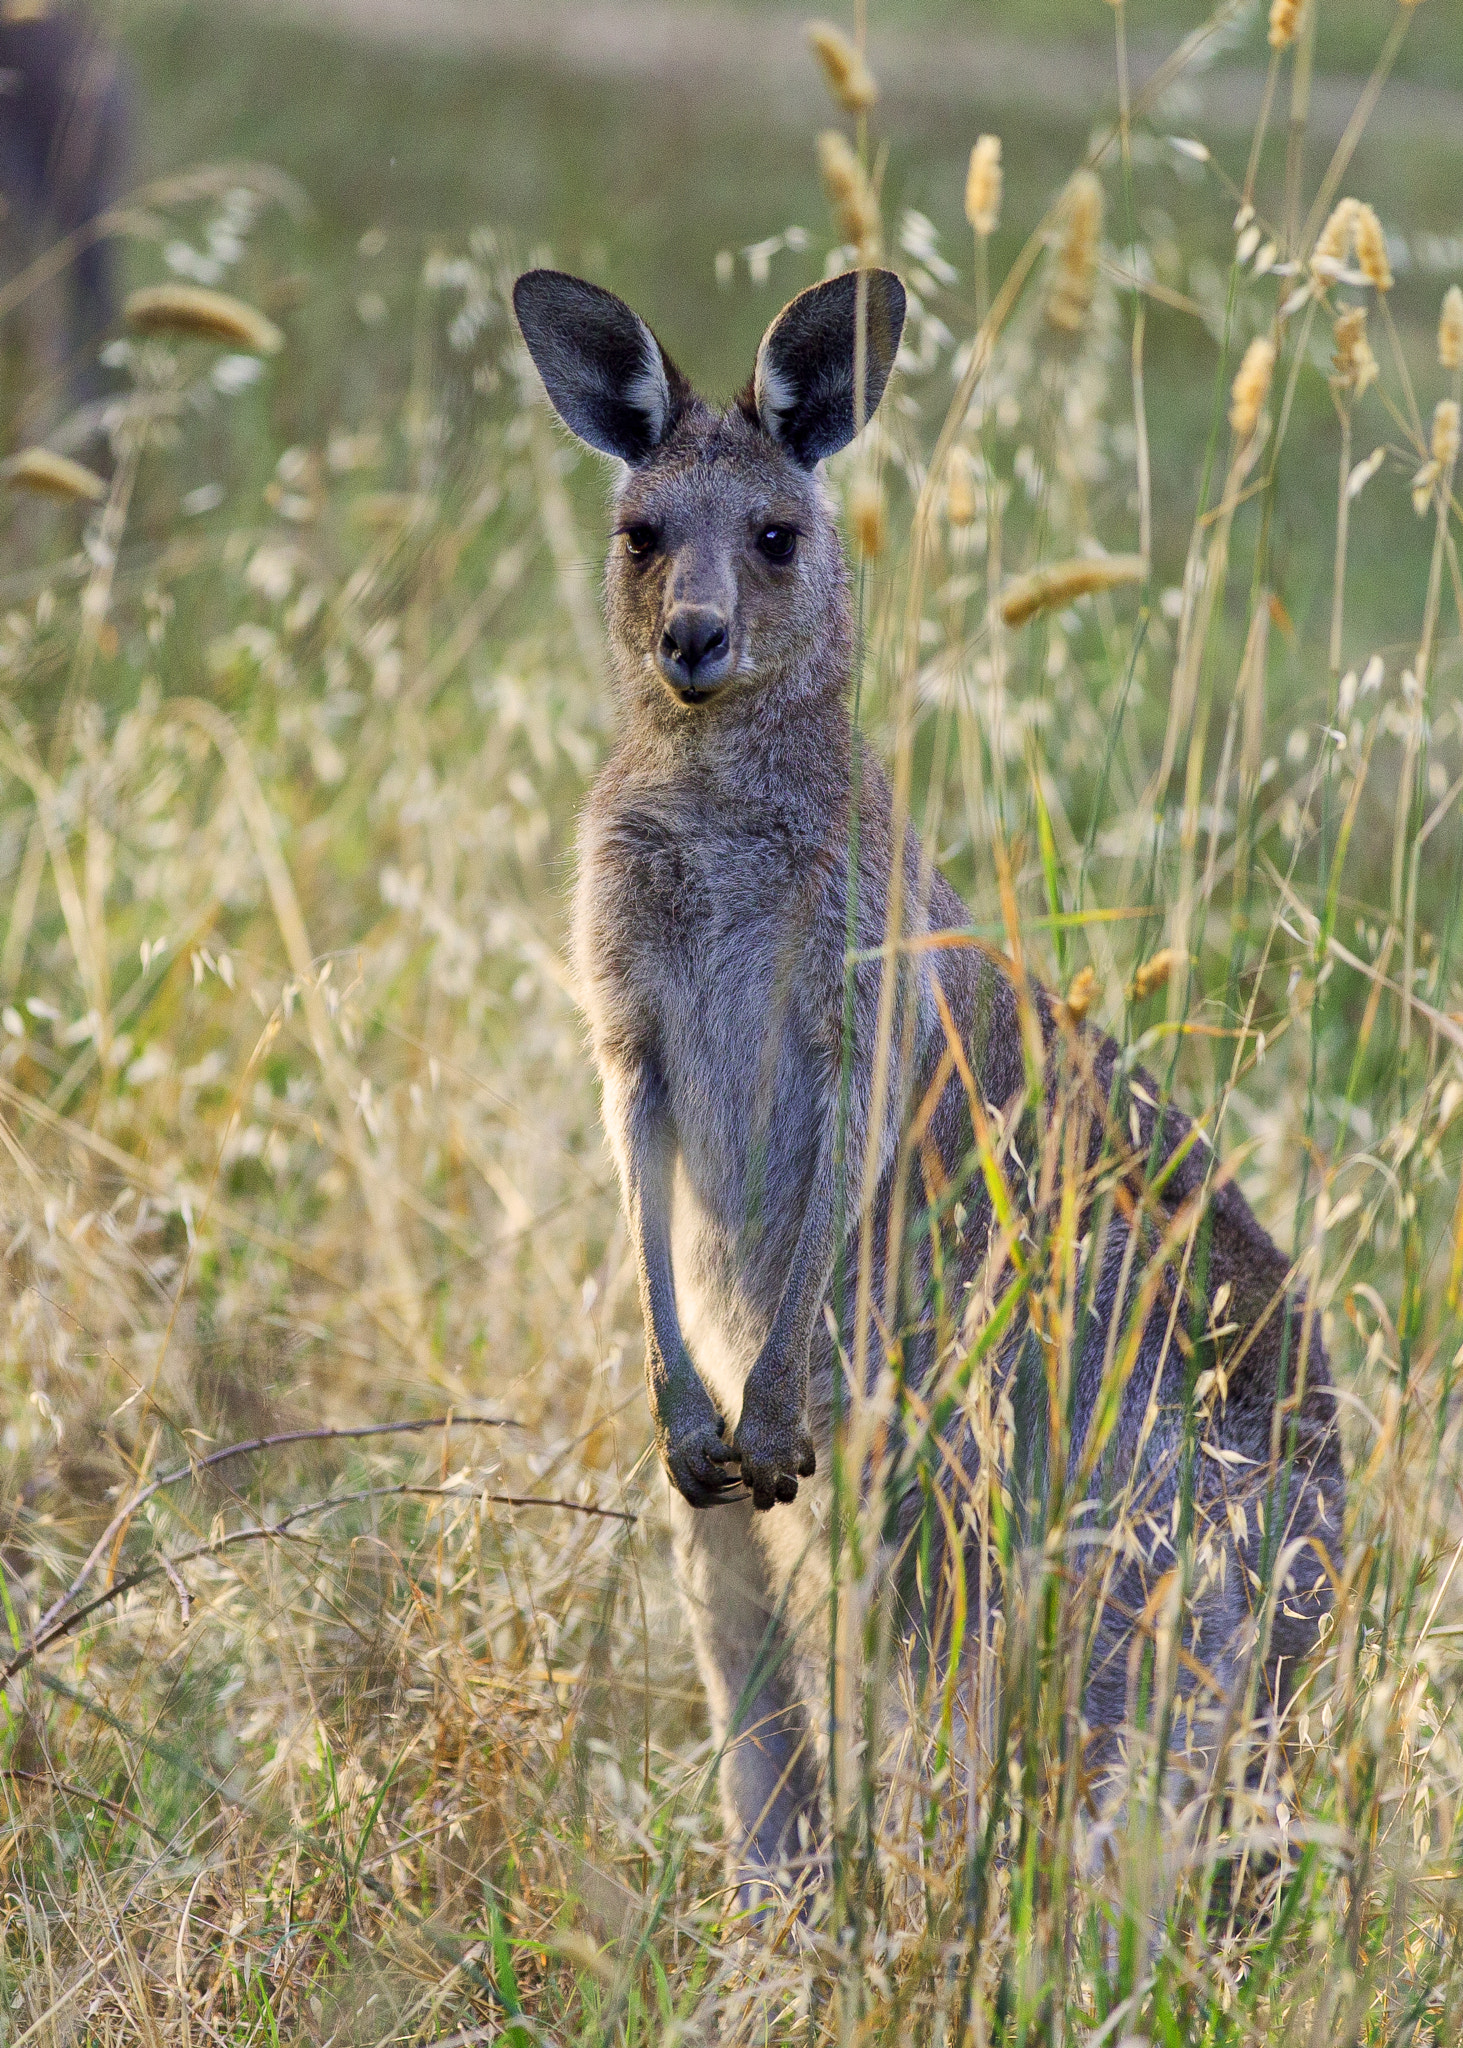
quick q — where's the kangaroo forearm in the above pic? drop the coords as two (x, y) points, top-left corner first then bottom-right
(621, 1075), (702, 1427)
(636, 1228), (678, 1397)
(771, 1049), (901, 1372)
(733, 1156), (829, 1506)
(749, 1122), (842, 1414)
(614, 1054), (735, 1505)
(767, 1188), (836, 1382)
(636, 1214), (703, 1429)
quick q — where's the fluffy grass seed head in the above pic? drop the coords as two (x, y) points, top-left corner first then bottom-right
(945, 444), (980, 527)
(806, 21), (879, 114)
(965, 135), (1003, 238)
(1, 446), (107, 502)
(1353, 205), (1393, 292)
(1439, 286), (1463, 372)
(1313, 197), (1359, 276)
(1405, 399), (1458, 516)
(1229, 335), (1276, 439)
(1268, 0), (1303, 47)
(125, 284), (284, 353)
(849, 473), (886, 558)
(1332, 306), (1379, 399)
(1410, 459), (1440, 516)
(1061, 965), (1100, 1025)
(1045, 170), (1104, 334)
(1131, 947), (1183, 1002)
(1000, 552), (1146, 627)
(817, 130), (882, 261)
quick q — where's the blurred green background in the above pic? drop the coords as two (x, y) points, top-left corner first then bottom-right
(127, 0), (1462, 378)
(112, 0), (1463, 659)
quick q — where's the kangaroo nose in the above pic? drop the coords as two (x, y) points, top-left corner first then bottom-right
(659, 608), (730, 690)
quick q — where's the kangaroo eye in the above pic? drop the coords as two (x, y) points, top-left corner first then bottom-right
(756, 525), (797, 564)
(623, 524), (660, 560)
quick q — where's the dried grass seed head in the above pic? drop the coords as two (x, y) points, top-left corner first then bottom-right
(1229, 335), (1276, 439)
(1411, 459), (1441, 515)
(1062, 965), (1099, 1025)
(965, 135), (1003, 239)
(1353, 205), (1393, 292)
(1045, 170), (1104, 334)
(1331, 306), (1378, 399)
(1313, 197), (1359, 274)
(1, 447), (107, 502)
(1433, 399), (1461, 470)
(999, 553), (1146, 627)
(806, 20), (879, 114)
(945, 443), (979, 527)
(1439, 286), (1463, 373)
(125, 284), (284, 353)
(849, 472), (886, 558)
(817, 130), (882, 261)
(1131, 947), (1183, 1002)
(1268, 0), (1303, 47)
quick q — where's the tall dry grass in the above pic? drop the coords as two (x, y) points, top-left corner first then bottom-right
(1, 3), (1462, 2040)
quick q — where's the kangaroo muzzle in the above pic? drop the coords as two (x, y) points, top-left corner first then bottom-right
(657, 604), (733, 703)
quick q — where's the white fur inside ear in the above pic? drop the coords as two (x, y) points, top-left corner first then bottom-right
(625, 320), (670, 443)
(753, 335), (795, 444)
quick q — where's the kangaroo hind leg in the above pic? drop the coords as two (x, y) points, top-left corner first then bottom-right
(670, 1493), (823, 1914)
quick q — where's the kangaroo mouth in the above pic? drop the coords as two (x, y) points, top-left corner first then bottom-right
(669, 678), (728, 708)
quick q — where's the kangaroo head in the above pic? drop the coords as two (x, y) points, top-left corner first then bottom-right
(512, 267), (905, 712)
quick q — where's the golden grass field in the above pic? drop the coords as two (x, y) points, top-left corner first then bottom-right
(2, 1), (1463, 2039)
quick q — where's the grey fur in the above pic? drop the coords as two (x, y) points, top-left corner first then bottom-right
(514, 270), (1345, 1906)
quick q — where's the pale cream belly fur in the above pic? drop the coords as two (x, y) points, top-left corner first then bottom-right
(670, 1164), (835, 1679)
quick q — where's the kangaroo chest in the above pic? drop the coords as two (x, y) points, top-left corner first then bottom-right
(577, 794), (830, 1265)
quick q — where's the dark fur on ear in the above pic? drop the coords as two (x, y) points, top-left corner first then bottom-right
(747, 269), (906, 467)
(513, 269), (691, 464)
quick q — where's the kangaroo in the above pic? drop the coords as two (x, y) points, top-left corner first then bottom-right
(513, 266), (1345, 1907)
(0, 1), (130, 424)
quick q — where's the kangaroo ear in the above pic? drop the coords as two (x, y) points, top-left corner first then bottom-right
(513, 269), (689, 464)
(752, 269), (906, 467)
